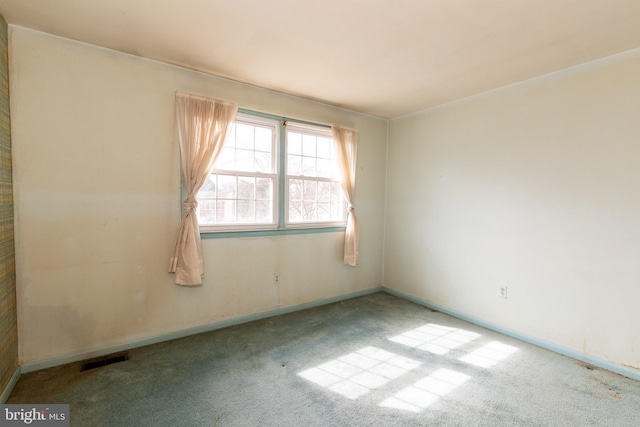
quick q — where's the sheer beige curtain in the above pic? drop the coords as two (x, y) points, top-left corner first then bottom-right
(169, 92), (237, 286)
(332, 125), (359, 266)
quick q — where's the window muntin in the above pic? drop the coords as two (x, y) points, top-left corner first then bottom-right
(286, 125), (346, 226)
(196, 114), (278, 230)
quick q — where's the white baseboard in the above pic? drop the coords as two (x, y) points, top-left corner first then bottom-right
(382, 287), (640, 382)
(20, 286), (639, 383)
(1, 366), (20, 403)
(21, 287), (383, 373)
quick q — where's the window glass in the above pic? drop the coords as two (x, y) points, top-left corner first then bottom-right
(285, 125), (346, 225)
(195, 112), (348, 232)
(197, 114), (277, 229)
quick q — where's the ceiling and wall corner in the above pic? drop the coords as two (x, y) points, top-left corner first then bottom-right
(0, 0), (638, 118)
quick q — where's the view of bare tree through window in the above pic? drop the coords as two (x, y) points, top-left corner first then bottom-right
(286, 128), (345, 224)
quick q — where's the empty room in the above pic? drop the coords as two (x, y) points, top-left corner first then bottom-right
(0, 1), (639, 426)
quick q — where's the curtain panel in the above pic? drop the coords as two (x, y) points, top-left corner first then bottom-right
(169, 92), (238, 285)
(332, 125), (359, 266)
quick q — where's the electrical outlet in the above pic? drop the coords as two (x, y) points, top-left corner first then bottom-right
(274, 274), (280, 284)
(499, 286), (508, 299)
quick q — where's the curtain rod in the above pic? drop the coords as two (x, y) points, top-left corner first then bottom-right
(283, 119), (331, 130)
(284, 120), (358, 134)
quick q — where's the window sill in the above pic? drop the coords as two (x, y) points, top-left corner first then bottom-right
(200, 226), (346, 239)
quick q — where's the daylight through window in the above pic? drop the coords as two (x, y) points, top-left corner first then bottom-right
(196, 112), (347, 232)
(197, 114), (278, 229)
(286, 124), (346, 225)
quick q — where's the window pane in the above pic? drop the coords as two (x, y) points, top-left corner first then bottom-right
(255, 150), (272, 173)
(200, 175), (216, 197)
(303, 180), (317, 201)
(198, 199), (216, 225)
(217, 200), (235, 224)
(317, 181), (330, 202)
(216, 147), (236, 170)
(217, 175), (237, 198)
(236, 123), (254, 149)
(255, 127), (272, 152)
(317, 203), (330, 221)
(302, 134), (316, 156)
(288, 132), (302, 154)
(238, 200), (255, 222)
(288, 155), (301, 175)
(285, 126), (345, 225)
(256, 178), (272, 200)
(316, 158), (331, 178)
(256, 200), (272, 223)
(289, 200), (302, 222)
(317, 137), (332, 158)
(302, 156), (315, 176)
(303, 201), (316, 221)
(238, 176), (255, 200)
(235, 149), (254, 172)
(330, 198), (340, 218)
(289, 179), (303, 201)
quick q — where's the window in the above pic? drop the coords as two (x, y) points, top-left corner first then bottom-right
(196, 111), (347, 234)
(197, 114), (278, 230)
(286, 124), (346, 225)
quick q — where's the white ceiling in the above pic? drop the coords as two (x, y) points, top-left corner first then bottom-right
(0, 0), (639, 118)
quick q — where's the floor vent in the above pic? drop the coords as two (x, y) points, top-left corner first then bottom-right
(80, 352), (129, 372)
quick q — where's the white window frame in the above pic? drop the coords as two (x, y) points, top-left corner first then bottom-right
(193, 110), (348, 234)
(197, 113), (279, 232)
(285, 123), (347, 228)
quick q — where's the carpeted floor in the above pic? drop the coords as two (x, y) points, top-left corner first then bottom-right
(8, 292), (640, 426)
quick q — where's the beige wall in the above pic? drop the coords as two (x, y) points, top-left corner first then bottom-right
(10, 27), (387, 365)
(385, 49), (640, 369)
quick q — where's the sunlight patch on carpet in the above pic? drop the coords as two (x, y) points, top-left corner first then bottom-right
(297, 346), (421, 399)
(459, 341), (519, 368)
(388, 323), (481, 355)
(379, 368), (471, 412)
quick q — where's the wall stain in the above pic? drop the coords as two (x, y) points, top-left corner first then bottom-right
(621, 363), (640, 371)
